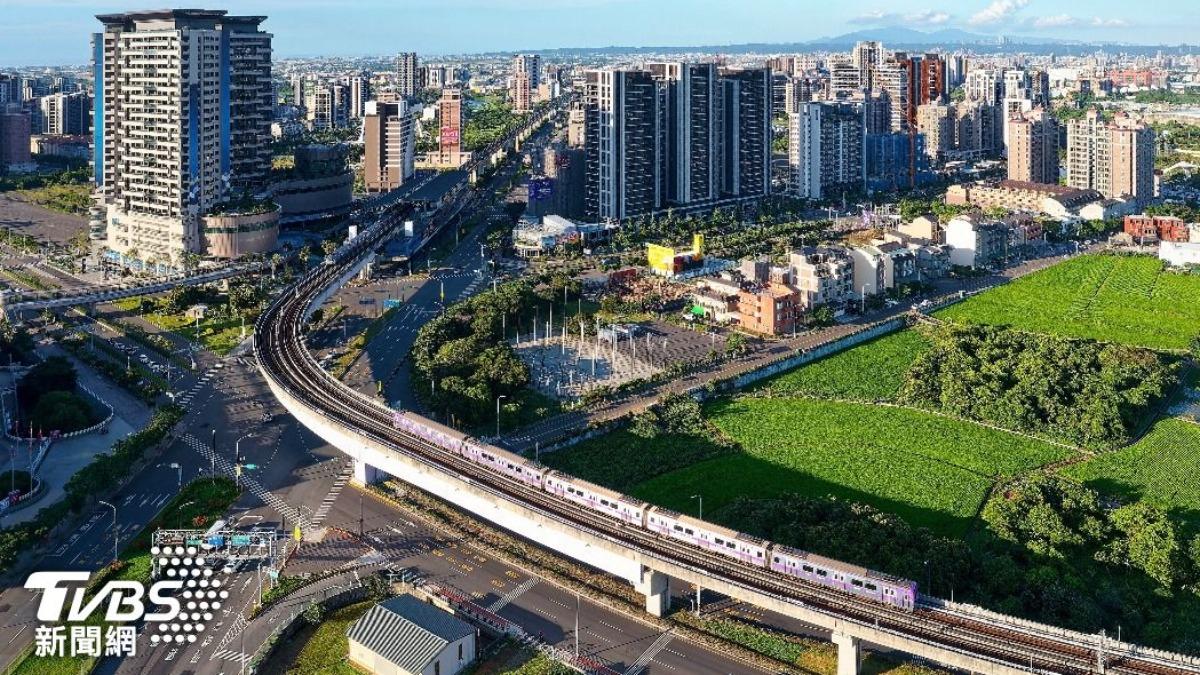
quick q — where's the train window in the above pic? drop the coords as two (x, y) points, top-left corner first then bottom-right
(866, 583), (878, 591)
(756, 552), (762, 557)
(685, 529), (694, 535)
(673, 525), (683, 532)
(802, 565), (814, 573)
(773, 557), (780, 563)
(816, 569), (827, 577)
(714, 537), (724, 545)
(600, 499), (609, 506)
(851, 579), (864, 588)
(727, 542), (736, 549)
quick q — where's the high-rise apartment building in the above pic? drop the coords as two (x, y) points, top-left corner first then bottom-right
(306, 83), (349, 130)
(875, 60), (910, 133)
(954, 99), (1002, 157)
(510, 54), (542, 113)
(788, 102), (864, 200)
(719, 67), (773, 199)
(1007, 108), (1059, 184)
(783, 78), (814, 115)
(348, 74), (369, 119)
(828, 57), (861, 97)
(917, 102), (954, 162)
(1067, 109), (1154, 202)
(424, 65), (447, 90)
(290, 73), (304, 108)
(38, 92), (91, 135)
(438, 87), (463, 156)
(94, 9), (273, 263)
(965, 69), (1002, 105)
(649, 62), (719, 205)
(363, 99), (415, 192)
(396, 52), (418, 98)
(851, 41), (884, 90)
(583, 69), (661, 221)
(0, 105), (33, 171)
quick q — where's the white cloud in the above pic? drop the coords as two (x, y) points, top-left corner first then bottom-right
(968, 0), (1030, 26)
(850, 9), (952, 26)
(1090, 16), (1130, 27)
(1031, 14), (1077, 28)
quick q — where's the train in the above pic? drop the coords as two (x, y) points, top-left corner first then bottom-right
(392, 410), (917, 611)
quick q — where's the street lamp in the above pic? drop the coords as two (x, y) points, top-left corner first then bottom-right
(495, 395), (507, 438)
(98, 500), (117, 565)
(234, 433), (255, 489)
(159, 462), (182, 489)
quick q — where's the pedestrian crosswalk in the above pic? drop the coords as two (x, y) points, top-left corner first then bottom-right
(624, 631), (674, 675)
(175, 363), (225, 406)
(487, 577), (538, 613)
(210, 649), (250, 664)
(311, 462), (352, 527)
(181, 432), (312, 531)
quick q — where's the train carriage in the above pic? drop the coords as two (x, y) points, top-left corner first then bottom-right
(647, 507), (768, 566)
(543, 472), (647, 525)
(392, 411), (546, 486)
(768, 544), (916, 611)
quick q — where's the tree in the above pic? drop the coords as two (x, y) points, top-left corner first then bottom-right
(270, 253), (283, 280)
(1102, 502), (1183, 589)
(227, 282), (262, 315)
(724, 332), (747, 357)
(17, 356), (78, 413)
(320, 238), (339, 256)
(31, 391), (94, 434)
(301, 601), (325, 625)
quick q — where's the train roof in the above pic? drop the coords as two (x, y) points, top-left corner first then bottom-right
(544, 471), (647, 508)
(769, 544), (915, 587)
(394, 410), (470, 442)
(647, 507), (767, 546)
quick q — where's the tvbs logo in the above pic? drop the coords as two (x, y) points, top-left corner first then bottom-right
(26, 546), (227, 658)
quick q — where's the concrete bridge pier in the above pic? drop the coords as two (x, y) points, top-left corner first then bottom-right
(352, 458), (384, 487)
(636, 567), (670, 617)
(468, 168), (478, 185)
(832, 632), (861, 675)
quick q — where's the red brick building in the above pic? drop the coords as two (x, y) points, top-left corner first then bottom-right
(1124, 214), (1190, 243)
(736, 283), (802, 336)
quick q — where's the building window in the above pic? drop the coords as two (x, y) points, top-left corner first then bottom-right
(458, 643), (463, 661)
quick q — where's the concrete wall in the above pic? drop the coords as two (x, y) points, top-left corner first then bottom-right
(202, 209), (280, 258)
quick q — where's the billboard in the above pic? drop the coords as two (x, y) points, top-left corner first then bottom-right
(440, 126), (460, 144)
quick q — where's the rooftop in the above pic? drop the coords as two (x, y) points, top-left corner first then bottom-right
(347, 595), (474, 673)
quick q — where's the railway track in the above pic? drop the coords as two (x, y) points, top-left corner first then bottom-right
(254, 182), (1200, 675)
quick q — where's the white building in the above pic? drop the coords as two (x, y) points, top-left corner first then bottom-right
(1159, 241), (1200, 267)
(945, 215), (1008, 268)
(849, 242), (918, 296)
(94, 9), (274, 265)
(347, 595), (477, 675)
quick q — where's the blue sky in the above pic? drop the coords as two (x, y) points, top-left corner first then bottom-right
(1, 0), (1195, 66)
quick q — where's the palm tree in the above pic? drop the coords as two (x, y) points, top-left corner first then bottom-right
(270, 253), (283, 280)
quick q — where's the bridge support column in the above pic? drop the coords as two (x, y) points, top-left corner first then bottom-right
(468, 168), (478, 185)
(352, 459), (382, 486)
(635, 567), (669, 617)
(832, 632), (860, 675)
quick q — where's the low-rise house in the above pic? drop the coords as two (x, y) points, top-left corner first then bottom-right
(897, 215), (943, 243)
(347, 594), (477, 675)
(789, 246), (855, 309)
(945, 215), (1009, 268)
(849, 242), (919, 296)
(736, 282), (802, 336)
(1124, 214), (1191, 243)
(691, 276), (742, 324)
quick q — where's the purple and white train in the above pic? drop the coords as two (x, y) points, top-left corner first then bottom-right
(392, 410), (917, 611)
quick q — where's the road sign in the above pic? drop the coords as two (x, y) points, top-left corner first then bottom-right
(293, 525), (302, 542)
(383, 298), (401, 310)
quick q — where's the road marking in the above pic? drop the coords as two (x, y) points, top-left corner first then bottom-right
(487, 577), (537, 613)
(624, 631), (674, 675)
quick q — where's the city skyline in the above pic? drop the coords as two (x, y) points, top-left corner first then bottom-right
(2, 0), (1198, 67)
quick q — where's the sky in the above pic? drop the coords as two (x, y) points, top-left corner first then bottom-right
(1, 0), (1196, 67)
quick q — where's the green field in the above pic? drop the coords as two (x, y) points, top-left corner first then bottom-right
(282, 601), (373, 675)
(937, 254), (1200, 352)
(1063, 419), (1200, 531)
(621, 398), (1071, 536)
(757, 329), (929, 401)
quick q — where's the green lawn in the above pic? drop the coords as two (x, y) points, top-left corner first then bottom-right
(284, 601), (373, 675)
(630, 398), (1072, 537)
(756, 329), (929, 401)
(542, 428), (734, 493)
(937, 254), (1200, 352)
(115, 300), (252, 356)
(1063, 419), (1200, 532)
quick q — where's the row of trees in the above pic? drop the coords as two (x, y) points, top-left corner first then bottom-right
(722, 475), (1200, 652)
(900, 324), (1178, 449)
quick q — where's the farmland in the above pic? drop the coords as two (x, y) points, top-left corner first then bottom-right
(937, 254), (1200, 352)
(755, 329), (929, 401)
(609, 398), (1071, 537)
(1063, 418), (1200, 531)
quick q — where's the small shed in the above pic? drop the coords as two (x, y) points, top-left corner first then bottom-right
(347, 595), (477, 675)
